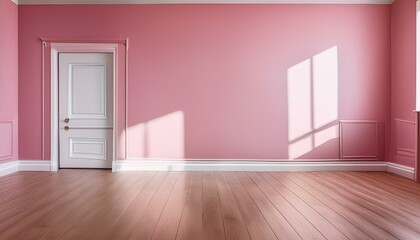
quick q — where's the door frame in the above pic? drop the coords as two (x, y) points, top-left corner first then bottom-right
(50, 43), (118, 171)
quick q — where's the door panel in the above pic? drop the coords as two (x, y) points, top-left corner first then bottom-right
(59, 53), (113, 168)
(60, 129), (112, 168)
(70, 64), (107, 118)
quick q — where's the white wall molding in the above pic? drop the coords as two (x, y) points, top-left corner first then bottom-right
(0, 161), (19, 177)
(0, 121), (14, 161)
(394, 119), (416, 159)
(10, 0), (18, 4)
(19, 160), (52, 171)
(387, 162), (415, 180)
(0, 159), (414, 181)
(17, 0), (394, 5)
(115, 159), (388, 172)
(339, 120), (380, 160)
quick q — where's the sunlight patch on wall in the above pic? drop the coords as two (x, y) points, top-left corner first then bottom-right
(287, 46), (339, 159)
(313, 47), (338, 129)
(128, 111), (185, 158)
(287, 59), (312, 142)
(314, 125), (338, 148)
(289, 134), (313, 160)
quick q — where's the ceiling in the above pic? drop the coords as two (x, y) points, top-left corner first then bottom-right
(14, 0), (395, 4)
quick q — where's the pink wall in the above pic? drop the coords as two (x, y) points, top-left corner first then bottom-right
(390, 0), (416, 167)
(19, 4), (391, 161)
(0, 0), (19, 163)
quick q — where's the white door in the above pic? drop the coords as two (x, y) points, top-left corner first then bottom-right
(59, 53), (113, 168)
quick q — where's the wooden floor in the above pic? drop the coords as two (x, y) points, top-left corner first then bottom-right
(0, 171), (420, 240)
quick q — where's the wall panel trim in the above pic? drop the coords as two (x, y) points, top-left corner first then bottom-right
(0, 121), (14, 161)
(339, 120), (379, 160)
(395, 118), (416, 159)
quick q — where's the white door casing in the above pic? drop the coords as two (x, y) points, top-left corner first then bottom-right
(50, 43), (118, 171)
(59, 53), (113, 168)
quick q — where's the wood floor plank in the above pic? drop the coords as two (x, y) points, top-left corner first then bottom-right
(0, 170), (84, 207)
(201, 172), (225, 240)
(295, 172), (416, 239)
(0, 170), (109, 239)
(214, 172), (251, 240)
(243, 172), (326, 240)
(231, 173), (301, 240)
(103, 172), (168, 240)
(0, 173), (90, 216)
(80, 172), (156, 240)
(127, 172), (180, 240)
(151, 172), (191, 240)
(324, 172), (420, 229)
(365, 172), (420, 192)
(57, 173), (144, 240)
(286, 173), (398, 239)
(176, 172), (203, 240)
(254, 172), (348, 240)
(224, 172), (277, 240)
(0, 170), (99, 238)
(0, 170), (419, 240)
(304, 172), (420, 239)
(274, 172), (398, 240)
(336, 172), (420, 217)
(34, 171), (132, 240)
(348, 172), (420, 206)
(264, 172), (370, 240)
(0, 172), (43, 194)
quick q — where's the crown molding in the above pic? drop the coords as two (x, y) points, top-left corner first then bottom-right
(10, 0), (19, 4)
(17, 0), (394, 5)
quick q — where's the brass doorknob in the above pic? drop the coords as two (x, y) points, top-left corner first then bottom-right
(64, 126), (70, 131)
(64, 118), (70, 123)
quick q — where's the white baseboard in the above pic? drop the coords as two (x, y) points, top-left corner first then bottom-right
(386, 162), (415, 180)
(19, 160), (52, 171)
(0, 159), (415, 181)
(0, 161), (19, 177)
(114, 159), (388, 172)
